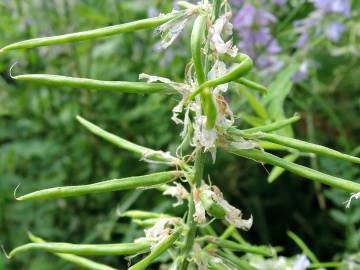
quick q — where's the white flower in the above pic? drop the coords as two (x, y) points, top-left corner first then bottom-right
(193, 115), (217, 160)
(209, 12), (238, 56)
(136, 217), (180, 249)
(199, 183), (253, 230)
(163, 182), (189, 206)
(292, 255), (310, 270)
(208, 60), (229, 95)
(345, 192), (360, 208)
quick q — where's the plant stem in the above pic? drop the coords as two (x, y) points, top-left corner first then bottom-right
(179, 149), (205, 270)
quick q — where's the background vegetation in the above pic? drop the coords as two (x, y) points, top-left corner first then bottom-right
(0, 0), (359, 269)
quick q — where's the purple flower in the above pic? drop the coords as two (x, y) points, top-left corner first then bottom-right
(312, 0), (351, 17)
(325, 21), (346, 42)
(272, 0), (287, 5)
(292, 61), (310, 83)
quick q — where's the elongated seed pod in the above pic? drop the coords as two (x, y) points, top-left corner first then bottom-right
(268, 153), (299, 183)
(228, 146), (360, 192)
(77, 116), (177, 164)
(191, 15), (207, 85)
(235, 78), (268, 94)
(202, 88), (218, 129)
(28, 233), (118, 270)
(0, 13), (178, 52)
(287, 231), (319, 263)
(199, 193), (226, 219)
(210, 238), (273, 256)
(8, 241), (151, 258)
(16, 171), (182, 200)
(188, 54), (253, 101)
(13, 74), (177, 94)
(240, 114), (300, 133)
(254, 132), (360, 164)
(128, 228), (182, 270)
(121, 210), (171, 219)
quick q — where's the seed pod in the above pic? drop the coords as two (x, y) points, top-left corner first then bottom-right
(188, 53), (253, 101)
(128, 228), (182, 270)
(16, 171), (182, 200)
(268, 153), (300, 183)
(199, 192), (226, 219)
(121, 210), (171, 219)
(201, 88), (217, 129)
(254, 132), (360, 164)
(191, 15), (207, 85)
(240, 114), (300, 133)
(8, 241), (151, 258)
(235, 77), (268, 94)
(210, 238), (273, 256)
(28, 233), (117, 270)
(77, 116), (177, 164)
(228, 146), (360, 192)
(13, 74), (176, 94)
(0, 13), (178, 52)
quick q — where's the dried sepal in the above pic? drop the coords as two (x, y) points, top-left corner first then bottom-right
(163, 182), (189, 206)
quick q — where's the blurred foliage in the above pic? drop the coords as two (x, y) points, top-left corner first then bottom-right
(0, 0), (359, 269)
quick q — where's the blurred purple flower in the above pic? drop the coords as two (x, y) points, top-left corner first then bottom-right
(325, 21), (346, 42)
(272, 0), (287, 5)
(292, 61), (310, 83)
(311, 0), (351, 17)
(233, 3), (281, 72)
(292, 255), (310, 270)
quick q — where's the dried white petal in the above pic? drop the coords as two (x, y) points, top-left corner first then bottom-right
(231, 139), (259, 150)
(209, 13), (238, 56)
(193, 189), (206, 224)
(208, 60), (228, 95)
(292, 255), (310, 270)
(139, 73), (172, 83)
(345, 192), (360, 208)
(163, 182), (189, 206)
(200, 182), (253, 231)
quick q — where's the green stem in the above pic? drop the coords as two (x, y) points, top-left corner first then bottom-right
(179, 149), (205, 270)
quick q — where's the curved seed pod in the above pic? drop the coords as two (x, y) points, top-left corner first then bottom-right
(16, 171), (182, 200)
(128, 228), (182, 270)
(28, 233), (118, 270)
(235, 78), (268, 94)
(254, 132), (360, 164)
(268, 153), (299, 183)
(228, 146), (360, 192)
(0, 13), (178, 52)
(77, 116), (178, 164)
(188, 54), (253, 101)
(13, 74), (177, 94)
(191, 15), (207, 85)
(240, 113), (300, 133)
(209, 238), (273, 256)
(199, 193), (226, 219)
(287, 231), (319, 263)
(8, 241), (151, 258)
(202, 88), (218, 129)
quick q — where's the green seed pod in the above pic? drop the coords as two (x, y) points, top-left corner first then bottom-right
(28, 233), (117, 270)
(121, 210), (171, 219)
(235, 77), (268, 94)
(199, 192), (226, 219)
(254, 132), (360, 165)
(188, 53), (253, 101)
(77, 116), (178, 164)
(7, 241), (151, 258)
(0, 13), (178, 52)
(211, 238), (273, 257)
(228, 146), (360, 192)
(202, 88), (218, 129)
(128, 228), (182, 270)
(16, 171), (182, 201)
(191, 15), (207, 85)
(13, 74), (177, 94)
